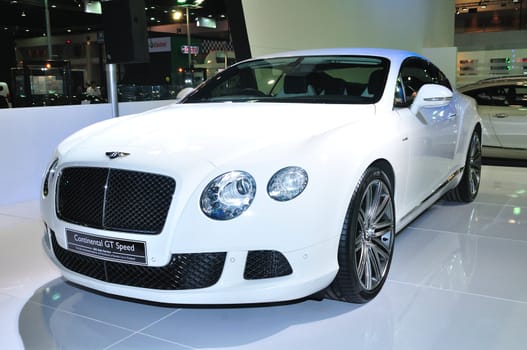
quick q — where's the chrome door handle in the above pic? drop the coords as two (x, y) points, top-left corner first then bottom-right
(494, 113), (508, 118)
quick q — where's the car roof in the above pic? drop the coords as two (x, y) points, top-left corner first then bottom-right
(240, 48), (425, 67)
(458, 75), (527, 91)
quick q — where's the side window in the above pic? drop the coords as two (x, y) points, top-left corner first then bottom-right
(463, 85), (527, 107)
(491, 87), (509, 106)
(397, 57), (452, 106)
(514, 86), (527, 106)
(463, 88), (493, 106)
(500, 85), (527, 106)
(435, 68), (452, 90)
(394, 75), (407, 106)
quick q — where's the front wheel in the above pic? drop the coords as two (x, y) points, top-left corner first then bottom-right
(325, 167), (395, 303)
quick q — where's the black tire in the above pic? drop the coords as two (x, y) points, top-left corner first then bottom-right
(325, 167), (395, 303)
(445, 129), (482, 202)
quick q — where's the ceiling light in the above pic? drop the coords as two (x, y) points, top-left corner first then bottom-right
(173, 10), (183, 20)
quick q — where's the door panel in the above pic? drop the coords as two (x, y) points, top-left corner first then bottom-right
(488, 105), (527, 149)
(397, 58), (459, 212)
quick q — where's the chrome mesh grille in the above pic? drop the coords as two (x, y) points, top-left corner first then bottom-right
(57, 167), (175, 234)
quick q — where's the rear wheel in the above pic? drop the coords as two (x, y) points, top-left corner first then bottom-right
(445, 129), (482, 202)
(325, 167), (395, 303)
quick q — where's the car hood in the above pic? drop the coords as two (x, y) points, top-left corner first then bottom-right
(58, 102), (375, 167)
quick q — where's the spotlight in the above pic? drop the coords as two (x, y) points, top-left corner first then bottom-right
(173, 10), (183, 20)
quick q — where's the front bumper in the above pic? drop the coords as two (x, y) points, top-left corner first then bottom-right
(43, 226), (339, 304)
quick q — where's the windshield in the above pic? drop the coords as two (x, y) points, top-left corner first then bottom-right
(183, 55), (390, 104)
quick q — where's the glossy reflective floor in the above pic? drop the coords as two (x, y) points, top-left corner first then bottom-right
(2, 165), (527, 349)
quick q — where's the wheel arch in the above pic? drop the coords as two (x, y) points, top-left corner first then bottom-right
(369, 158), (395, 194)
(475, 122), (482, 139)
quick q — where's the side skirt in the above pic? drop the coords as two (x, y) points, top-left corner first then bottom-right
(397, 166), (464, 232)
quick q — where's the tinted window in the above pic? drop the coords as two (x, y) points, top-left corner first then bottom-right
(184, 55), (390, 104)
(463, 87), (494, 106)
(463, 85), (527, 107)
(396, 57), (452, 106)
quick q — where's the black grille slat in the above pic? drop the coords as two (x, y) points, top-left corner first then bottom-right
(57, 167), (175, 234)
(51, 231), (226, 290)
(105, 254), (227, 289)
(104, 169), (175, 233)
(244, 250), (293, 280)
(58, 167), (108, 228)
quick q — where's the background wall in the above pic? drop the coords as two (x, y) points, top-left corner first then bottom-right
(0, 100), (172, 205)
(456, 30), (527, 52)
(241, 0), (455, 57)
(241, 0), (457, 84)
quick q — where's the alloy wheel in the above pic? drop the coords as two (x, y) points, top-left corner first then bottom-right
(354, 179), (394, 291)
(468, 133), (482, 196)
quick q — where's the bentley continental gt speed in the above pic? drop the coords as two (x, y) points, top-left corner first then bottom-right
(41, 48), (482, 304)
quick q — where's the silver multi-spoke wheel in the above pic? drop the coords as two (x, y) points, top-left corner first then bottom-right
(355, 179), (394, 291)
(445, 128), (481, 202)
(468, 132), (482, 197)
(325, 167), (395, 303)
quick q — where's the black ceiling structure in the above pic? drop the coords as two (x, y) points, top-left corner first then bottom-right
(0, 0), (227, 39)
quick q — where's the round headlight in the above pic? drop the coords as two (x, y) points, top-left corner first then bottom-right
(267, 166), (308, 201)
(201, 171), (256, 220)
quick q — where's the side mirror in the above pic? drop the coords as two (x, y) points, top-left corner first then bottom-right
(410, 84), (453, 114)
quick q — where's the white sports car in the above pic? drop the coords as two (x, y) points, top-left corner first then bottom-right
(41, 48), (482, 305)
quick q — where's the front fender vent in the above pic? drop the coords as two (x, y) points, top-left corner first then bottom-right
(244, 250), (293, 280)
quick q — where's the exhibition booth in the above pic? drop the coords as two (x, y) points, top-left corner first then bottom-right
(1, 1), (526, 349)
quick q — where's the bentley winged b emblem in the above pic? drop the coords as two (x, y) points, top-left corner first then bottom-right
(105, 151), (130, 159)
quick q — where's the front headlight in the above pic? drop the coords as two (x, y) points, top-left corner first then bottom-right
(43, 158), (59, 197)
(200, 171), (256, 220)
(267, 166), (308, 201)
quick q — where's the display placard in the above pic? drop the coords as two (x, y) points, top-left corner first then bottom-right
(66, 229), (147, 264)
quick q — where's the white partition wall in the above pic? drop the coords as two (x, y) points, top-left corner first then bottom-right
(241, 0), (455, 57)
(0, 100), (173, 205)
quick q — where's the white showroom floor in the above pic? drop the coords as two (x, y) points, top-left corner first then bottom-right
(1, 165), (527, 349)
